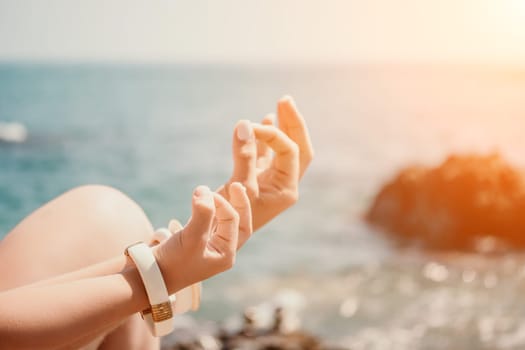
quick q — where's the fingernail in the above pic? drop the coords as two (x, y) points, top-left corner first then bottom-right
(232, 182), (246, 192)
(194, 186), (210, 198)
(263, 113), (276, 124)
(236, 120), (253, 142)
(280, 95), (295, 107)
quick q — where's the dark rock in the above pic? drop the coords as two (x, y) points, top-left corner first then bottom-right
(366, 153), (525, 250)
(223, 331), (323, 350)
(162, 292), (331, 350)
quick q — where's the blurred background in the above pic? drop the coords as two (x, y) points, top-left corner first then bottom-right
(1, 1), (525, 349)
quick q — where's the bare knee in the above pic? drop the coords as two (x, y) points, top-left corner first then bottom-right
(63, 185), (154, 249)
(0, 184), (155, 288)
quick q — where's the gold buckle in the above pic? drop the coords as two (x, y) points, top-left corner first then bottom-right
(143, 301), (173, 322)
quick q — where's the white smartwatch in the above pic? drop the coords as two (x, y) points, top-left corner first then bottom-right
(125, 242), (174, 336)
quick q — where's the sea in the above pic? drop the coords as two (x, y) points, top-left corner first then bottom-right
(1, 62), (525, 349)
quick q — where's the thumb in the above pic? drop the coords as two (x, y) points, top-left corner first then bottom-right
(183, 186), (215, 246)
(231, 120), (258, 196)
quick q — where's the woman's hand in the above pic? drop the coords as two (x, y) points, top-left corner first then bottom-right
(153, 183), (251, 294)
(218, 96), (314, 238)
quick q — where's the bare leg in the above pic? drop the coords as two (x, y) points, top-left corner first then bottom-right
(0, 185), (159, 349)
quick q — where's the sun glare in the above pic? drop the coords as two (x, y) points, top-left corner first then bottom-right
(512, 0), (525, 13)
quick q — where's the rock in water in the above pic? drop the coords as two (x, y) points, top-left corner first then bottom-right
(366, 154), (525, 251)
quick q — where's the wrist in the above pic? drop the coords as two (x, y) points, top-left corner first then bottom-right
(150, 226), (202, 314)
(121, 264), (153, 312)
(151, 244), (181, 295)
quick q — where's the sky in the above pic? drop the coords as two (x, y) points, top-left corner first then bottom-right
(0, 0), (524, 64)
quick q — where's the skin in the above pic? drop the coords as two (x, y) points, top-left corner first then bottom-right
(0, 96), (314, 349)
(218, 95), (314, 233)
(0, 185), (159, 350)
(0, 184), (250, 350)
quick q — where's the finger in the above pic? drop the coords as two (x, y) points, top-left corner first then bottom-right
(252, 124), (300, 184)
(262, 113), (276, 125)
(209, 192), (239, 255)
(214, 184), (229, 203)
(183, 186), (215, 247)
(168, 219), (183, 233)
(228, 182), (253, 249)
(277, 96), (314, 178)
(231, 120), (258, 196)
(150, 228), (172, 245)
(257, 114), (275, 169)
(257, 114), (275, 158)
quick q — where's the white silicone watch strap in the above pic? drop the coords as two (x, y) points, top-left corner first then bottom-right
(126, 242), (174, 336)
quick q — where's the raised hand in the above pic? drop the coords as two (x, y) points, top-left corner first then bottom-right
(219, 96), (314, 236)
(153, 183), (251, 294)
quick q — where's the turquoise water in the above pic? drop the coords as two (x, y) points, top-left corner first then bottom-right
(2, 63), (525, 347)
(0, 63), (393, 272)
